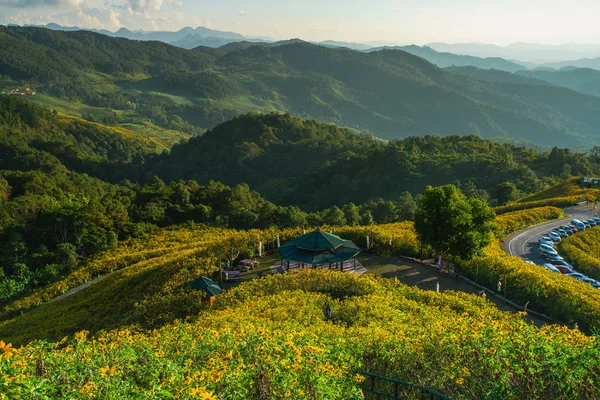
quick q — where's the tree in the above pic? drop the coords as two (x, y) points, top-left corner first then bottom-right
(496, 181), (519, 205)
(322, 206), (346, 226)
(396, 191), (416, 221)
(342, 203), (360, 226)
(461, 180), (490, 202)
(561, 163), (572, 179)
(415, 185), (496, 261)
(360, 210), (374, 226)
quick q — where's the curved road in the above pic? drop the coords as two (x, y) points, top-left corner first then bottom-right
(504, 205), (599, 264)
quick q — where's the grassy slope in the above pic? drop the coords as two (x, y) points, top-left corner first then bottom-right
(494, 177), (600, 214)
(28, 95), (191, 150)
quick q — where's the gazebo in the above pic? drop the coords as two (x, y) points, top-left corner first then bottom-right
(190, 276), (223, 305)
(276, 228), (361, 272)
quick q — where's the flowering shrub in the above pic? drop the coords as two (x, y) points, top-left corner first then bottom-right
(558, 227), (600, 281)
(1, 270), (599, 399)
(519, 177), (600, 203)
(460, 243), (600, 329)
(495, 177), (600, 214)
(494, 206), (563, 236)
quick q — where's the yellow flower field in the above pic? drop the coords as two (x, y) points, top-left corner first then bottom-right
(1, 270), (599, 399)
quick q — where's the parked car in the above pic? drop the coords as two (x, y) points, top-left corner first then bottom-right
(567, 272), (589, 280)
(554, 229), (568, 238)
(538, 237), (554, 246)
(577, 276), (598, 285)
(547, 231), (561, 242)
(572, 219), (586, 230)
(539, 244), (558, 254)
(554, 265), (573, 274)
(568, 224), (579, 233)
(560, 225), (574, 235)
(542, 263), (561, 273)
(594, 217), (600, 225)
(543, 253), (564, 262)
(553, 259), (573, 269)
(584, 221), (592, 228)
(587, 219), (597, 227)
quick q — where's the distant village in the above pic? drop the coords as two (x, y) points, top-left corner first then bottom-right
(1, 87), (36, 96)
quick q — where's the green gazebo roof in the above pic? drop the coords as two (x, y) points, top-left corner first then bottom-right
(190, 276), (222, 297)
(277, 228), (360, 264)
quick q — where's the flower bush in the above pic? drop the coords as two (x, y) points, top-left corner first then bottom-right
(2, 270), (599, 400)
(494, 206), (563, 236)
(558, 226), (600, 281)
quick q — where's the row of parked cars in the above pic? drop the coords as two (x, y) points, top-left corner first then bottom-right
(537, 217), (600, 289)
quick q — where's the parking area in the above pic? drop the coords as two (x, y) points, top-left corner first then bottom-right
(521, 213), (600, 289)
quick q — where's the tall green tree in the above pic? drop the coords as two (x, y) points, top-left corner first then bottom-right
(342, 203), (360, 226)
(496, 181), (519, 205)
(415, 185), (496, 261)
(396, 191), (416, 221)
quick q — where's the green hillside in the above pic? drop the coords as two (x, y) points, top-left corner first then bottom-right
(4, 26), (600, 147)
(150, 112), (595, 210)
(517, 68), (600, 98)
(376, 45), (525, 72)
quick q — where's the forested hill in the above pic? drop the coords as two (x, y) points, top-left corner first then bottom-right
(151, 112), (595, 210)
(3, 26), (600, 148)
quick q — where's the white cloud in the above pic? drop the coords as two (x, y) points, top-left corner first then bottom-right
(239, 10), (250, 16)
(1, 0), (84, 8)
(121, 0), (163, 12)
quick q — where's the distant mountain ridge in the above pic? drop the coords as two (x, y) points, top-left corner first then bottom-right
(428, 42), (600, 63)
(24, 23), (245, 45)
(368, 45), (525, 72)
(4, 26), (600, 149)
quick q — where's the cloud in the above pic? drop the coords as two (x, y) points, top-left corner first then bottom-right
(0, 5), (123, 30)
(122, 0), (164, 12)
(239, 10), (250, 16)
(1, 0), (84, 8)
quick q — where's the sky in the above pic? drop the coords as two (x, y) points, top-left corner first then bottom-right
(1, 0), (600, 45)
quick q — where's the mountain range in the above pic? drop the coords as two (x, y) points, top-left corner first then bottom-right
(4, 26), (600, 148)
(427, 42), (600, 63)
(368, 45), (525, 72)
(18, 23), (600, 72)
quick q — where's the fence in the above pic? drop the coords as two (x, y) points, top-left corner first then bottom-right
(355, 370), (453, 400)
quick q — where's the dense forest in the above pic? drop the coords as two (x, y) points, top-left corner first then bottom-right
(4, 26), (600, 147)
(0, 96), (419, 303)
(151, 112), (595, 209)
(1, 94), (599, 305)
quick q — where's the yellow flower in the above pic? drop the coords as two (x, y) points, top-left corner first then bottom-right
(189, 387), (218, 400)
(99, 365), (119, 377)
(80, 381), (97, 397)
(0, 341), (14, 354)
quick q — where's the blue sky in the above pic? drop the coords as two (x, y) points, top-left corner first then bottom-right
(1, 0), (599, 45)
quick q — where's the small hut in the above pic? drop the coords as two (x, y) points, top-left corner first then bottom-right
(277, 228), (360, 272)
(190, 276), (223, 305)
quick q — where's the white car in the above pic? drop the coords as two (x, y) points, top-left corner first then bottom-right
(538, 237), (554, 246)
(539, 244), (558, 254)
(547, 232), (561, 242)
(542, 263), (561, 273)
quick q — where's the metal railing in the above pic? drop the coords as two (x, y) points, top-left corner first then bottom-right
(355, 370), (453, 400)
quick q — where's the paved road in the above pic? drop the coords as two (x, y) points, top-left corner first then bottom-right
(504, 205), (600, 265)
